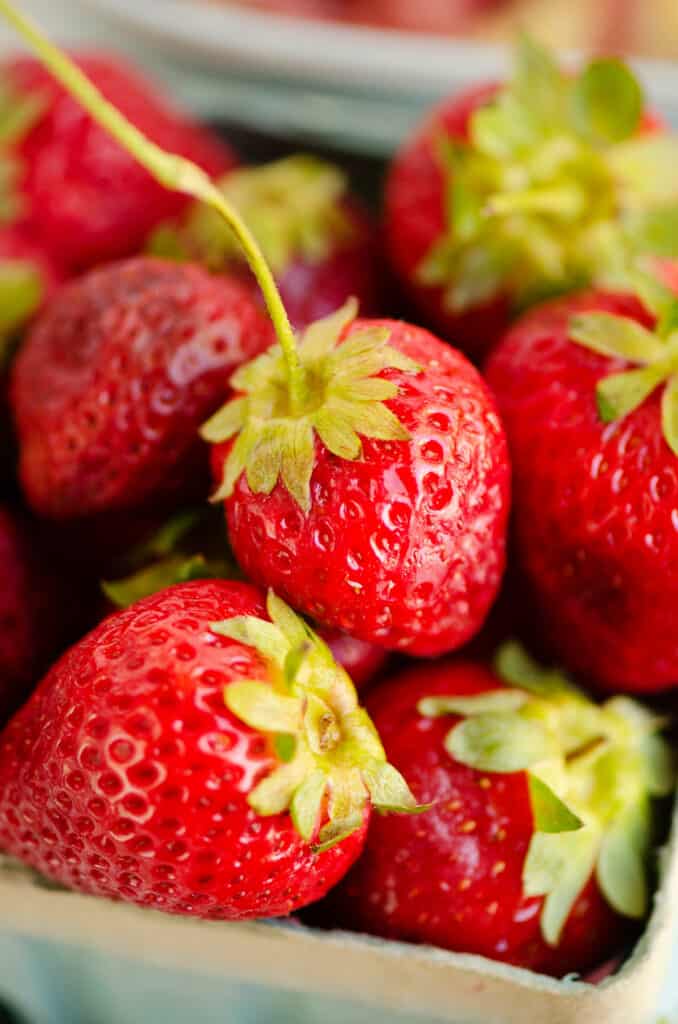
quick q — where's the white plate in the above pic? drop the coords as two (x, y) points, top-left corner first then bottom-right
(75, 0), (678, 154)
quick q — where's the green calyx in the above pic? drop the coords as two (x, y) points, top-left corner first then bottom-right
(570, 270), (678, 454)
(0, 259), (43, 370)
(101, 508), (239, 608)
(417, 35), (678, 314)
(201, 298), (420, 512)
(149, 154), (354, 276)
(418, 642), (674, 947)
(212, 590), (421, 851)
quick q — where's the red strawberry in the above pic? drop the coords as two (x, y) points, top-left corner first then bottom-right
(385, 38), (669, 359)
(0, 579), (417, 918)
(0, 503), (85, 720)
(150, 155), (379, 330)
(320, 644), (671, 976)
(11, 257), (273, 521)
(1, 27), (509, 656)
(3, 54), (236, 272)
(485, 274), (678, 692)
(205, 301), (510, 656)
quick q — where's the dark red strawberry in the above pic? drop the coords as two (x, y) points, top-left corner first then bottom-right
(385, 38), (669, 359)
(319, 645), (671, 976)
(0, 503), (86, 721)
(11, 257), (273, 521)
(206, 302), (510, 656)
(3, 54), (236, 272)
(150, 154), (379, 330)
(485, 274), (678, 692)
(0, 579), (417, 918)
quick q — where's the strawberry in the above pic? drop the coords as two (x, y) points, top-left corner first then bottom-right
(0, 20), (510, 656)
(149, 154), (379, 331)
(206, 301), (510, 656)
(101, 506), (389, 688)
(0, 503), (84, 721)
(385, 37), (674, 358)
(485, 270), (678, 692)
(319, 644), (672, 976)
(10, 257), (273, 521)
(3, 54), (236, 272)
(0, 579), (418, 918)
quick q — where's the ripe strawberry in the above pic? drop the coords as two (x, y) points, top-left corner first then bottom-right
(485, 272), (678, 692)
(0, 22), (509, 656)
(0, 579), (417, 918)
(385, 38), (672, 358)
(3, 54), (236, 272)
(0, 503), (84, 721)
(150, 154), (379, 330)
(205, 301), (510, 656)
(11, 257), (273, 521)
(320, 644), (672, 976)
(101, 507), (389, 688)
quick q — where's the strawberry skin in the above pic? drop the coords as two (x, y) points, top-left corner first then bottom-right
(11, 257), (274, 521)
(321, 660), (626, 976)
(213, 319), (510, 656)
(5, 54), (236, 272)
(485, 290), (678, 692)
(0, 579), (367, 919)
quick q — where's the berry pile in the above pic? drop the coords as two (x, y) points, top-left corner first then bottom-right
(0, 2), (676, 983)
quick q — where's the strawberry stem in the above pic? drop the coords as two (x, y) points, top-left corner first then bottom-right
(0, 0), (307, 413)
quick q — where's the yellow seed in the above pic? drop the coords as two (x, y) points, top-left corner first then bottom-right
(492, 861), (506, 877)
(460, 820), (477, 833)
(447, 800), (462, 812)
(479, 778), (491, 789)
(487, 902), (498, 915)
(458, 878), (471, 891)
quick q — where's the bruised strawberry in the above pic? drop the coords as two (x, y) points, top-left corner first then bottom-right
(486, 272), (678, 692)
(320, 645), (672, 976)
(3, 54), (236, 272)
(0, 580), (418, 918)
(11, 258), (273, 521)
(385, 38), (673, 358)
(150, 155), (379, 330)
(205, 301), (510, 656)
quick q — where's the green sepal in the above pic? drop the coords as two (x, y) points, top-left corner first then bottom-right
(213, 590), (422, 848)
(417, 690), (527, 718)
(0, 260), (43, 369)
(202, 298), (420, 512)
(445, 711), (554, 773)
(150, 154), (353, 276)
(570, 59), (642, 145)
(102, 554), (216, 608)
(528, 773), (582, 834)
(524, 827), (599, 946)
(596, 803), (650, 919)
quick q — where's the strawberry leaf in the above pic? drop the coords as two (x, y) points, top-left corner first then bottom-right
(528, 773), (582, 834)
(445, 711), (554, 773)
(571, 59), (642, 144)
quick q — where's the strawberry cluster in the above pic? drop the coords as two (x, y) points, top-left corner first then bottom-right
(0, 4), (676, 985)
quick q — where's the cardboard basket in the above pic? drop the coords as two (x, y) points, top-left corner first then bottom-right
(0, 799), (676, 1024)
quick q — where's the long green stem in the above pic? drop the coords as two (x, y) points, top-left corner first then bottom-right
(0, 0), (307, 412)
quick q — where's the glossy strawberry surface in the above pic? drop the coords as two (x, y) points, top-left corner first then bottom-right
(322, 660), (625, 976)
(215, 319), (510, 656)
(0, 579), (367, 918)
(6, 55), (236, 272)
(11, 258), (273, 520)
(485, 290), (678, 692)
